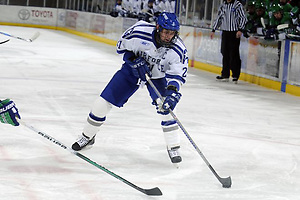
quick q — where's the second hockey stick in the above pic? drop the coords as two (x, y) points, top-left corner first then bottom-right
(0, 31), (40, 42)
(17, 119), (162, 196)
(260, 17), (266, 29)
(277, 24), (289, 30)
(0, 39), (10, 44)
(146, 74), (232, 188)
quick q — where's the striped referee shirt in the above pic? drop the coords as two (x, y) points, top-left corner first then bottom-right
(212, 0), (247, 32)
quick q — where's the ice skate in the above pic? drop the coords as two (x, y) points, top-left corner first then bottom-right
(232, 77), (238, 84)
(167, 146), (182, 164)
(216, 76), (229, 82)
(72, 133), (95, 151)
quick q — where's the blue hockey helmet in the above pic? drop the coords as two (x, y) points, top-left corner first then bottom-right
(155, 12), (180, 47)
(156, 12), (180, 32)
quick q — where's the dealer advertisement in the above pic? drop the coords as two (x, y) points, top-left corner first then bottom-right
(0, 5), (57, 26)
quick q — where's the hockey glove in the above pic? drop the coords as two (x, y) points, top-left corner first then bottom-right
(242, 30), (250, 38)
(0, 99), (21, 126)
(128, 57), (151, 81)
(157, 86), (181, 115)
(264, 28), (279, 40)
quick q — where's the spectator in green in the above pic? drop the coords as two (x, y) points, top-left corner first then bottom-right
(279, 0), (293, 13)
(264, 0), (280, 18)
(265, 3), (292, 39)
(269, 4), (292, 28)
(247, 0), (257, 18)
(264, 0), (280, 9)
(290, 6), (299, 26)
(289, 6), (300, 36)
(255, 1), (269, 28)
(245, 0), (258, 33)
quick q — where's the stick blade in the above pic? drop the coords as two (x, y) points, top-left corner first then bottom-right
(277, 24), (289, 30)
(220, 176), (232, 188)
(0, 39), (10, 44)
(29, 32), (40, 42)
(143, 187), (163, 196)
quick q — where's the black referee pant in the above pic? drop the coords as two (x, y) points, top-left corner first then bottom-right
(220, 31), (241, 79)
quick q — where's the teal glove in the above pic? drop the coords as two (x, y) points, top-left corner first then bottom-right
(0, 99), (21, 126)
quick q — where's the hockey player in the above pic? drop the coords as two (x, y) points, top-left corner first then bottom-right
(71, 12), (188, 164)
(255, 1), (269, 29)
(140, 0), (158, 23)
(244, 0), (258, 34)
(265, 4), (292, 39)
(279, 0), (293, 13)
(269, 4), (292, 27)
(0, 99), (20, 126)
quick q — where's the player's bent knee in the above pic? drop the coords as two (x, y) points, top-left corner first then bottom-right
(86, 97), (112, 127)
(91, 96), (112, 118)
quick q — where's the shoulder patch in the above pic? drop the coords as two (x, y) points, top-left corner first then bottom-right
(141, 41), (150, 46)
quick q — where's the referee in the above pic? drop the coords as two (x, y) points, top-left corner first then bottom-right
(210, 0), (247, 83)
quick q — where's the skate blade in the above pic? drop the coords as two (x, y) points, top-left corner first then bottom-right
(173, 163), (180, 169)
(217, 79), (229, 82)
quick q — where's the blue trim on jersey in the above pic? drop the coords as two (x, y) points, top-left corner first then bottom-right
(129, 23), (155, 31)
(167, 81), (180, 91)
(177, 37), (187, 49)
(123, 30), (153, 42)
(117, 49), (127, 54)
(133, 30), (152, 37)
(171, 47), (183, 62)
(134, 24), (156, 28)
(171, 44), (185, 63)
(126, 35), (153, 42)
(123, 51), (135, 62)
(166, 74), (186, 83)
(173, 43), (184, 54)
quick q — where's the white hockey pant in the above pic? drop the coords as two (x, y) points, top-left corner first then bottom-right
(83, 96), (112, 138)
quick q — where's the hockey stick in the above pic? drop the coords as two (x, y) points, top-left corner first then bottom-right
(0, 39), (10, 44)
(287, 33), (300, 39)
(0, 31), (40, 42)
(145, 74), (232, 188)
(260, 17), (266, 29)
(17, 119), (162, 196)
(277, 24), (289, 30)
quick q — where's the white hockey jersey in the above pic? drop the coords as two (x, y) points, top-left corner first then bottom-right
(117, 20), (188, 89)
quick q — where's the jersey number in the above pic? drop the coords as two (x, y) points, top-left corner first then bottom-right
(182, 67), (187, 77)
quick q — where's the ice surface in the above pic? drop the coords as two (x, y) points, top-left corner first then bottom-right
(1, 25), (300, 200)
